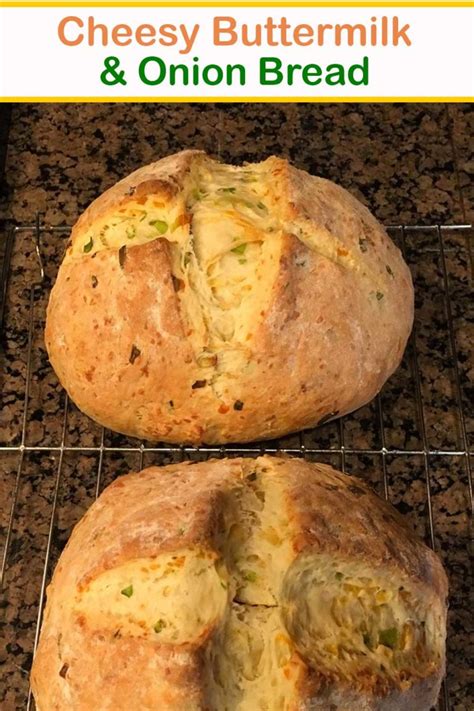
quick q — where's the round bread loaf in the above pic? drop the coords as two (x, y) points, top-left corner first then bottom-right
(45, 150), (414, 444)
(31, 456), (447, 711)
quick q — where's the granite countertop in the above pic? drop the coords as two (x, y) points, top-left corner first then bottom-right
(0, 103), (472, 710)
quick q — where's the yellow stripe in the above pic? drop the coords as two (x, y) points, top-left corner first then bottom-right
(1, 2), (472, 7)
(1, 97), (472, 102)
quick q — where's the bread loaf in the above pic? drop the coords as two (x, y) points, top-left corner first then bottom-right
(45, 151), (414, 444)
(31, 456), (447, 710)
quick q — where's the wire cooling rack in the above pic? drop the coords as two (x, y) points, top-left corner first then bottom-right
(0, 220), (472, 711)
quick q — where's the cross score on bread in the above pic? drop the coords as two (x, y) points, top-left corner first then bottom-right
(45, 151), (414, 445)
(31, 457), (447, 710)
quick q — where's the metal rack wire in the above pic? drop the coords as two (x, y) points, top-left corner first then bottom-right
(0, 220), (472, 711)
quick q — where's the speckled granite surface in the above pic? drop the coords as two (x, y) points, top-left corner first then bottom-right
(0, 103), (472, 711)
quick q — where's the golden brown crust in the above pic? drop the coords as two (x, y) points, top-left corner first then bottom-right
(46, 151), (414, 444)
(32, 633), (208, 711)
(46, 238), (215, 443)
(56, 458), (242, 590)
(274, 458), (447, 600)
(70, 149), (203, 242)
(31, 456), (447, 711)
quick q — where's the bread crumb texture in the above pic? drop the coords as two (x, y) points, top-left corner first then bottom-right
(46, 150), (414, 443)
(31, 457), (447, 711)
